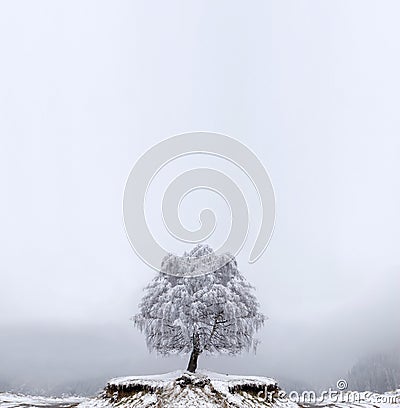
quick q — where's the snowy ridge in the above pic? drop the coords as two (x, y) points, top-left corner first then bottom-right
(81, 371), (400, 408)
(80, 370), (286, 408)
(2, 378), (400, 408)
(107, 369), (277, 388)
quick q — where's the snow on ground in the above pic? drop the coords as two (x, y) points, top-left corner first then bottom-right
(309, 389), (400, 408)
(108, 369), (277, 390)
(75, 370), (281, 408)
(83, 373), (400, 408)
(80, 370), (291, 408)
(0, 393), (86, 408)
(1, 376), (399, 408)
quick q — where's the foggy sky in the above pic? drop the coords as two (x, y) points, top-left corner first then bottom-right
(1, 0), (399, 395)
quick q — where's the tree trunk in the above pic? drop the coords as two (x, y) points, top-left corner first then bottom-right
(187, 348), (199, 373)
(187, 331), (201, 373)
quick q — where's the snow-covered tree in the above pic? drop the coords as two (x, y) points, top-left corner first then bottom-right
(347, 352), (400, 392)
(133, 245), (265, 373)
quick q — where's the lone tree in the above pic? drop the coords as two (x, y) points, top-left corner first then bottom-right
(133, 245), (265, 373)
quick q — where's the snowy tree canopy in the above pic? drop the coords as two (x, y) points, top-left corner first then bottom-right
(133, 245), (265, 372)
(347, 352), (400, 393)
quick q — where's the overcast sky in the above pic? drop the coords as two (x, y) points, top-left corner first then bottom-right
(0, 0), (399, 394)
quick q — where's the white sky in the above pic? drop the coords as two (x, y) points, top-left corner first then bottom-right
(0, 0), (399, 389)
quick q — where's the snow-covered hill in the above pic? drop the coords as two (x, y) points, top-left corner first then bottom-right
(1, 371), (400, 408)
(78, 370), (283, 408)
